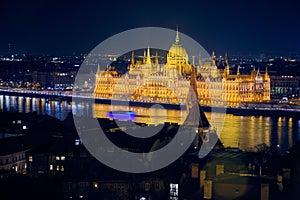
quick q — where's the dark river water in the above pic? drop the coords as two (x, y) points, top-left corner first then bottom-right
(1, 95), (300, 153)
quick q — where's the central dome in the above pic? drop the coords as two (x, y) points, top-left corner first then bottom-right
(168, 42), (188, 59)
(167, 29), (188, 61)
(166, 28), (190, 75)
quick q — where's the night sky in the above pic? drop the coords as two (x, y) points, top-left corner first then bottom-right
(1, 0), (300, 56)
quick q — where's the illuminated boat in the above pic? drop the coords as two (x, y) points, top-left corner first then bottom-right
(106, 111), (136, 121)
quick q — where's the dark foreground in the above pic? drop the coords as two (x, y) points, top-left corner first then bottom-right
(0, 111), (300, 199)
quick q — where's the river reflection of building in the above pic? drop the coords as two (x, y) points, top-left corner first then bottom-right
(1, 95), (300, 153)
(93, 103), (188, 125)
(92, 103), (300, 154)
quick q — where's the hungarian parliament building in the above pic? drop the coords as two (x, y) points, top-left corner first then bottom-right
(94, 30), (270, 107)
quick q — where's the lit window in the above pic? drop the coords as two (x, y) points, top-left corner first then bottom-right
(61, 165), (64, 172)
(93, 182), (98, 189)
(75, 139), (80, 146)
(56, 156), (60, 161)
(56, 165), (60, 171)
(50, 164), (53, 171)
(61, 156), (65, 161)
(29, 156), (33, 162)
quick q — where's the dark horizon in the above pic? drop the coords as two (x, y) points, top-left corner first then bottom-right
(1, 0), (300, 56)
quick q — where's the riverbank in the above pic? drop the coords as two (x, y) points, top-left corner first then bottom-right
(201, 105), (300, 119)
(1, 88), (299, 118)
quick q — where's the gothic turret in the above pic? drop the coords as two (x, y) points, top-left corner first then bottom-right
(264, 67), (269, 81)
(146, 46), (151, 65)
(224, 52), (230, 76)
(131, 51), (135, 65)
(211, 51), (216, 66)
(155, 51), (159, 65)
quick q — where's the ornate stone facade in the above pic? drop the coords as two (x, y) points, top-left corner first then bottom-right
(94, 29), (270, 107)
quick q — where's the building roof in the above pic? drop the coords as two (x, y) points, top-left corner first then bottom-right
(214, 173), (275, 185)
(0, 136), (30, 156)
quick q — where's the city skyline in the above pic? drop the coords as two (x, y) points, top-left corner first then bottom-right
(1, 0), (300, 56)
(1, 1), (300, 199)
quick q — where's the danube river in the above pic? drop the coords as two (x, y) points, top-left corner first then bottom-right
(1, 95), (300, 153)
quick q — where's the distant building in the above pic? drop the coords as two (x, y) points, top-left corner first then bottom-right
(94, 29), (270, 107)
(217, 60), (270, 106)
(31, 69), (76, 89)
(26, 142), (69, 178)
(270, 75), (300, 99)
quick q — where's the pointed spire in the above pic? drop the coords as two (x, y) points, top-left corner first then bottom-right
(212, 51), (215, 58)
(146, 46), (151, 64)
(131, 51), (135, 65)
(224, 52), (230, 76)
(264, 66), (269, 80)
(96, 64), (101, 85)
(225, 52), (229, 66)
(237, 66), (240, 76)
(143, 50), (146, 64)
(212, 51), (216, 65)
(192, 55), (195, 66)
(198, 52), (202, 67)
(175, 25), (179, 44)
(155, 51), (159, 65)
(97, 63), (100, 73)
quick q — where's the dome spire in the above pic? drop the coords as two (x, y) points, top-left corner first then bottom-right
(175, 25), (179, 44)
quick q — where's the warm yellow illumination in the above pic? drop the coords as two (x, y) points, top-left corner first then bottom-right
(94, 30), (270, 107)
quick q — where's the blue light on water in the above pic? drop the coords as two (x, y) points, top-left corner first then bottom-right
(106, 111), (135, 121)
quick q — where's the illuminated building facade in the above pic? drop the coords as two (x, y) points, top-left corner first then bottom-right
(94, 30), (270, 107)
(198, 56), (270, 106)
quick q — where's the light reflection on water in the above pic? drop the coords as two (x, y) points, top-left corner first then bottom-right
(0, 94), (300, 153)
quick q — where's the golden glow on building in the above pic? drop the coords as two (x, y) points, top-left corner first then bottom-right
(94, 29), (270, 107)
